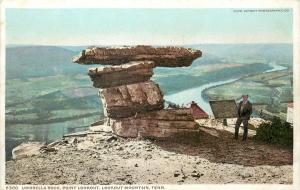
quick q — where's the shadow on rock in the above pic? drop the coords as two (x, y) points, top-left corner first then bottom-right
(153, 126), (293, 166)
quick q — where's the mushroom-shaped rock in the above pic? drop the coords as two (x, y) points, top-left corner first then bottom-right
(73, 45), (202, 67)
(88, 61), (155, 88)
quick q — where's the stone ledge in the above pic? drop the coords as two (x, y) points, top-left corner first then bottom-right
(73, 45), (202, 67)
(88, 61), (155, 88)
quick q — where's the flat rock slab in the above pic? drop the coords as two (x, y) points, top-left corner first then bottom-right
(12, 142), (45, 160)
(73, 45), (202, 67)
(110, 118), (199, 138)
(88, 61), (155, 88)
(100, 80), (164, 118)
(89, 124), (112, 133)
(63, 131), (87, 138)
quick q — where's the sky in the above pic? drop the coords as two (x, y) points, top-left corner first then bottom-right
(5, 8), (293, 45)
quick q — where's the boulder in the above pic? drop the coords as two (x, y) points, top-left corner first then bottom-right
(88, 61), (155, 88)
(12, 142), (45, 160)
(73, 45), (202, 67)
(100, 80), (164, 118)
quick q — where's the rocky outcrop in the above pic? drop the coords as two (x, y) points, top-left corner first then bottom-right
(73, 45), (203, 138)
(6, 123), (293, 185)
(73, 45), (202, 67)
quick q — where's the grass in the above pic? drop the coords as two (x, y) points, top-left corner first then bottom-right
(204, 80), (272, 103)
(244, 70), (292, 83)
(5, 74), (90, 106)
(5, 74), (103, 146)
(255, 117), (293, 148)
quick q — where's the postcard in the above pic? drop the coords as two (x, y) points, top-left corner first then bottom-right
(0, 0), (299, 190)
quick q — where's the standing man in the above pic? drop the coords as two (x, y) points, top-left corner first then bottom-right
(234, 94), (252, 141)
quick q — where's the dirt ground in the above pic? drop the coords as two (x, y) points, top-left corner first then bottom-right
(6, 119), (293, 185)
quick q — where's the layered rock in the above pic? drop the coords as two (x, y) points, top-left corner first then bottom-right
(109, 109), (199, 138)
(100, 80), (164, 118)
(88, 61), (155, 88)
(73, 45), (202, 67)
(137, 108), (195, 121)
(73, 45), (203, 138)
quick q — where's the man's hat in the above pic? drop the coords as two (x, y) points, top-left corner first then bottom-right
(242, 94), (249, 97)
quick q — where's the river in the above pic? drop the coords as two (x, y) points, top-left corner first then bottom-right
(165, 62), (287, 116)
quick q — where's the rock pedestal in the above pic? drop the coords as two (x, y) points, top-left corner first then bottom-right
(73, 45), (203, 138)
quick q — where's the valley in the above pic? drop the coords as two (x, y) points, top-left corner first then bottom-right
(5, 43), (293, 160)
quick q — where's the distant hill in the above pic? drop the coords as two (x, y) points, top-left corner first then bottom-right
(185, 43), (293, 67)
(6, 46), (90, 79)
(6, 44), (293, 80)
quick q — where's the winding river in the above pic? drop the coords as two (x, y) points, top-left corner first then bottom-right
(165, 62), (287, 116)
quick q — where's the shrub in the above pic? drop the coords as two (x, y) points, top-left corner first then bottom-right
(255, 117), (293, 148)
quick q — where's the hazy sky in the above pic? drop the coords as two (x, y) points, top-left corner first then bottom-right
(6, 8), (293, 45)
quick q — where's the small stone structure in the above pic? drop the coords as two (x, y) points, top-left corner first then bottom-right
(73, 45), (203, 138)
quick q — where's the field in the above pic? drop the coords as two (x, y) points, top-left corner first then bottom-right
(5, 74), (103, 160)
(204, 70), (293, 119)
(153, 62), (272, 95)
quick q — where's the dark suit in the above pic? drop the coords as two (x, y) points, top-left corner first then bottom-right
(235, 100), (252, 140)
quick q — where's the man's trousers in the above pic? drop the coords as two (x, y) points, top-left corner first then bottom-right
(234, 117), (249, 140)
